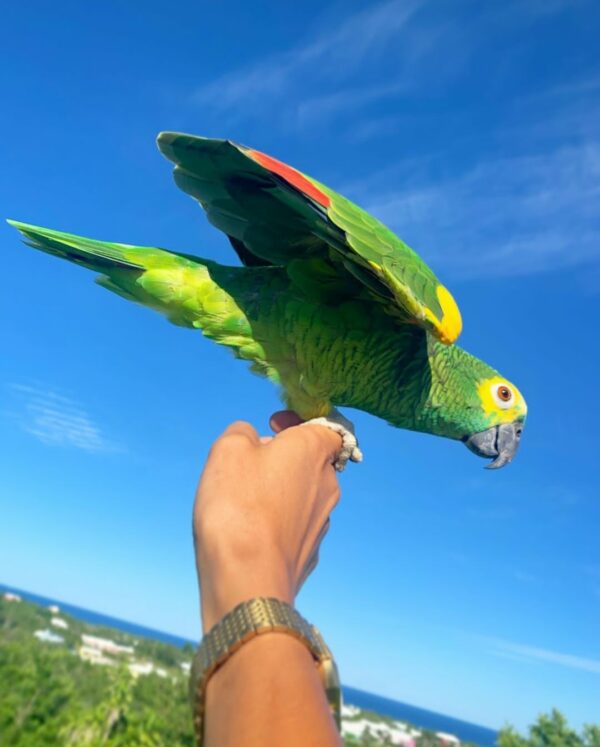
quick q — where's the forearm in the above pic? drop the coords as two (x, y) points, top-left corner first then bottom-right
(204, 633), (342, 747)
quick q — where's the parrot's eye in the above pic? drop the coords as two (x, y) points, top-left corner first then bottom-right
(492, 383), (513, 409)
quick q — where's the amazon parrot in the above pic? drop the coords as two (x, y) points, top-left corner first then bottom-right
(9, 133), (527, 469)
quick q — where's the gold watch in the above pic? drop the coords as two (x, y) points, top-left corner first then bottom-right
(190, 597), (341, 745)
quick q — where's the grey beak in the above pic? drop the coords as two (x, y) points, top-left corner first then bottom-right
(463, 421), (524, 470)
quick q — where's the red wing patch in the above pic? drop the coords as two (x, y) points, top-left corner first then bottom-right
(245, 148), (331, 208)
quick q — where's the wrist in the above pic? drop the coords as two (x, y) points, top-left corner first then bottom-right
(193, 598), (343, 746)
(198, 542), (295, 632)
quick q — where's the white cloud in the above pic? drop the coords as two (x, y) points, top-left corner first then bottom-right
(190, 0), (425, 122)
(295, 83), (405, 128)
(489, 638), (600, 674)
(7, 383), (120, 453)
(184, 0), (600, 280)
(529, 72), (600, 100)
(189, 0), (573, 129)
(357, 141), (600, 279)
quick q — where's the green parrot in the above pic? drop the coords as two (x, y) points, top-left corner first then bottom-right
(9, 132), (527, 469)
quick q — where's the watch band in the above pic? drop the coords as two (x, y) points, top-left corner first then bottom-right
(190, 597), (341, 746)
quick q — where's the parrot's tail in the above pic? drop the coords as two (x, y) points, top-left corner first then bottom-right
(7, 220), (186, 273)
(6, 219), (212, 318)
(7, 219), (265, 341)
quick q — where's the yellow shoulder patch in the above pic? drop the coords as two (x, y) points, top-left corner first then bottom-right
(366, 262), (461, 343)
(424, 285), (462, 345)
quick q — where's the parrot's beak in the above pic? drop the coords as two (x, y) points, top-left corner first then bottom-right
(463, 420), (524, 469)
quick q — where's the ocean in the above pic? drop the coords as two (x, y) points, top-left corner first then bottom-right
(2, 583), (498, 746)
(1, 584), (195, 648)
(342, 686), (498, 747)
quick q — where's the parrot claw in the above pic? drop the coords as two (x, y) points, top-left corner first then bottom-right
(302, 408), (363, 471)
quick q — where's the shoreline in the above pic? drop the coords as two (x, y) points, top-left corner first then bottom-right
(1, 581), (497, 746)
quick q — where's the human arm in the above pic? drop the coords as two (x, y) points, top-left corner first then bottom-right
(193, 412), (344, 747)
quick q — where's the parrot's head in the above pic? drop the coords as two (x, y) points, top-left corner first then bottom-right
(420, 342), (527, 469)
(461, 374), (527, 470)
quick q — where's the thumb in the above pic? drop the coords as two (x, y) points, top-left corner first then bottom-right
(269, 410), (304, 433)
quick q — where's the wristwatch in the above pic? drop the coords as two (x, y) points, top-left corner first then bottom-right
(190, 597), (341, 746)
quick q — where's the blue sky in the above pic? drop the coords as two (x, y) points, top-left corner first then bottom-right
(1, 0), (599, 732)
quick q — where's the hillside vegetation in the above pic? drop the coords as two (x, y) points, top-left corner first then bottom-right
(1, 596), (597, 747)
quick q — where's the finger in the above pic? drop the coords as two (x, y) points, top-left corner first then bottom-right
(259, 436), (273, 444)
(270, 411), (344, 466)
(269, 410), (304, 433)
(219, 420), (260, 445)
(300, 423), (344, 464)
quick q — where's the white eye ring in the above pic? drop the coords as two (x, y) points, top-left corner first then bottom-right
(492, 383), (514, 409)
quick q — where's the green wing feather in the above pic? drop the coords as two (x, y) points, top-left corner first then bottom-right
(156, 132), (462, 345)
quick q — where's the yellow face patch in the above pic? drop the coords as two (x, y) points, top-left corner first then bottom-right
(478, 376), (527, 424)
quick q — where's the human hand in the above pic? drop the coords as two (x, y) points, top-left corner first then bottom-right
(193, 411), (342, 632)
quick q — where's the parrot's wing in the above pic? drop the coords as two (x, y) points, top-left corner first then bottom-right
(157, 132), (462, 345)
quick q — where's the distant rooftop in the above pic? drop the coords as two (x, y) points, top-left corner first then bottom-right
(34, 629), (65, 645)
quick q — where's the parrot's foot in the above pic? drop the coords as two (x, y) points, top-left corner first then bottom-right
(302, 409), (363, 472)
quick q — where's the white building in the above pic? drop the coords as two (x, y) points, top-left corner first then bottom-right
(3, 592), (21, 602)
(129, 661), (154, 677)
(81, 634), (134, 657)
(48, 604), (60, 614)
(128, 661), (169, 678)
(341, 717), (420, 747)
(79, 645), (114, 666)
(34, 629), (65, 645)
(51, 616), (69, 630)
(437, 733), (461, 745)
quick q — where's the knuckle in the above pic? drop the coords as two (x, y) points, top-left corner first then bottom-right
(222, 432), (251, 449)
(298, 426), (324, 451)
(211, 429), (252, 455)
(229, 419), (252, 432)
(303, 424), (342, 457)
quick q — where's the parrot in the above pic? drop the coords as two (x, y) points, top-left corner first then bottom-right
(8, 132), (527, 470)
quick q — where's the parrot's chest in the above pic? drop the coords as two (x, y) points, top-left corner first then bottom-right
(253, 301), (425, 423)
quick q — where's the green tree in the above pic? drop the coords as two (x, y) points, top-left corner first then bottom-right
(530, 709), (581, 747)
(498, 725), (529, 747)
(498, 710), (600, 747)
(583, 725), (600, 747)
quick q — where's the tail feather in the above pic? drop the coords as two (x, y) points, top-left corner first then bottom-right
(7, 219), (209, 275)
(7, 219), (257, 337)
(7, 219), (210, 326)
(8, 217), (287, 386)
(7, 220), (150, 272)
